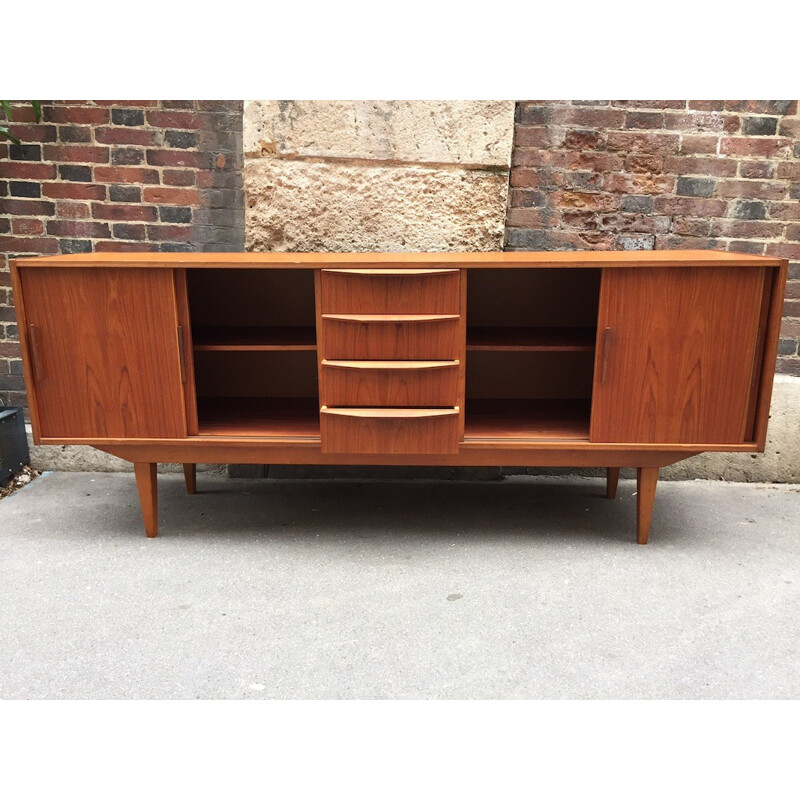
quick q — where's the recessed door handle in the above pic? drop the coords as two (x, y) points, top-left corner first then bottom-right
(601, 327), (612, 386)
(28, 324), (43, 382)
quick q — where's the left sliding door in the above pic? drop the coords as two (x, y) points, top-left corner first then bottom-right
(17, 267), (187, 440)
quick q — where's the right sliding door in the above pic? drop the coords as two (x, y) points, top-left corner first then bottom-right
(590, 267), (767, 444)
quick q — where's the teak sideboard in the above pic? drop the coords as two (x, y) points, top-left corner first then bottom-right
(10, 251), (787, 544)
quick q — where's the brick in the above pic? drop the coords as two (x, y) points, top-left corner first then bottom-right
(506, 207), (557, 228)
(93, 241), (160, 252)
(160, 242), (198, 253)
(162, 169), (196, 186)
(664, 112), (740, 134)
(603, 173), (675, 195)
(562, 171), (603, 191)
(44, 106), (109, 125)
(93, 166), (160, 184)
(741, 116), (778, 136)
(146, 110), (204, 129)
(607, 131), (680, 154)
(42, 182), (106, 200)
(776, 162), (800, 180)
(550, 107), (626, 128)
(724, 100), (797, 115)
(781, 318), (800, 337)
(624, 111), (664, 129)
(111, 147), (145, 166)
(785, 224), (800, 241)
(662, 156), (738, 177)
(142, 186), (200, 205)
(146, 149), (211, 168)
(726, 240), (766, 255)
(94, 126), (159, 146)
(145, 224), (194, 241)
(769, 202), (800, 220)
(514, 126), (553, 148)
(509, 189), (547, 207)
(112, 223), (146, 240)
(58, 164), (93, 182)
(515, 104), (551, 125)
(91, 203), (158, 221)
(9, 181), (41, 198)
(783, 299), (800, 317)
(624, 154), (663, 173)
(688, 101), (726, 111)
(672, 217), (712, 237)
(620, 195), (654, 213)
(93, 101), (158, 107)
(777, 339), (798, 356)
(788, 264), (800, 280)
(0, 236), (58, 254)
(0, 198), (55, 216)
(196, 101), (239, 112)
(786, 280), (800, 297)
(161, 101), (196, 110)
(158, 206), (192, 223)
(563, 129), (604, 150)
(46, 220), (110, 238)
(710, 219), (783, 238)
(680, 135), (719, 155)
(59, 125), (92, 143)
(11, 218), (45, 235)
(612, 100), (684, 109)
(778, 118), (800, 138)
(0, 161), (56, 180)
(739, 161), (775, 179)
(716, 180), (788, 200)
(765, 242), (800, 259)
(729, 199), (767, 220)
(654, 235), (724, 250)
(720, 137), (792, 157)
(9, 144), (41, 161)
(7, 123), (57, 142)
(555, 191), (619, 211)
(56, 201), (90, 218)
(59, 239), (93, 254)
(164, 130), (198, 149)
(109, 184), (142, 203)
(654, 196), (727, 217)
(111, 108), (145, 126)
(42, 144), (109, 163)
(676, 176), (716, 197)
(565, 152), (625, 172)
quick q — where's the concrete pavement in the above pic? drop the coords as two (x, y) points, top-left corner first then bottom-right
(1, 471), (797, 699)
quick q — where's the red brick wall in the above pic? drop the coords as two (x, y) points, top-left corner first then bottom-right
(505, 100), (800, 376)
(0, 100), (243, 407)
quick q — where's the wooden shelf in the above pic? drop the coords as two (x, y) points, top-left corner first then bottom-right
(197, 397), (320, 437)
(466, 327), (596, 352)
(464, 399), (591, 440)
(193, 326), (316, 351)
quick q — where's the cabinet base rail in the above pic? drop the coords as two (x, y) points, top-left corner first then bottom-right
(131, 458), (666, 544)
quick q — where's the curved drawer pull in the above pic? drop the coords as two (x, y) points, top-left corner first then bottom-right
(322, 314), (459, 323)
(322, 359), (459, 370)
(321, 407), (459, 419)
(322, 268), (458, 276)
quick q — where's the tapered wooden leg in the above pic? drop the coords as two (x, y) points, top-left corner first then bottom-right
(636, 467), (659, 545)
(134, 462), (158, 538)
(183, 463), (197, 495)
(606, 467), (620, 499)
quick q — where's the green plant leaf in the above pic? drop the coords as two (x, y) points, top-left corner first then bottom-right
(32, 101), (42, 123)
(0, 125), (22, 145)
(1, 100), (12, 120)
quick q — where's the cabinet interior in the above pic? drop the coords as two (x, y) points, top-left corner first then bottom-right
(464, 269), (600, 440)
(185, 267), (601, 440)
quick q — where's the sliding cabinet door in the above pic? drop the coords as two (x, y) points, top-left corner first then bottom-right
(19, 267), (187, 440)
(590, 267), (767, 444)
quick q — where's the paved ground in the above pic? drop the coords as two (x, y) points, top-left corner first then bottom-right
(1, 471), (797, 699)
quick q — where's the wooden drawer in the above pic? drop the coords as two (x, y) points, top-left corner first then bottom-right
(321, 314), (460, 359)
(321, 360), (459, 407)
(320, 407), (460, 454)
(320, 268), (460, 314)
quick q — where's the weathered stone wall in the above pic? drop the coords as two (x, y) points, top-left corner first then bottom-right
(243, 101), (515, 252)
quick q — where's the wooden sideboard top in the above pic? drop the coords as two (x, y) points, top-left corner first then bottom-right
(11, 250), (784, 269)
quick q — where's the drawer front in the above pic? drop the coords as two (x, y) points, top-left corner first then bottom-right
(321, 315), (460, 359)
(320, 268), (460, 314)
(321, 360), (459, 407)
(320, 407), (459, 454)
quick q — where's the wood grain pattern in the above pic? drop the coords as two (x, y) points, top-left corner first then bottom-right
(197, 397), (320, 438)
(606, 467), (620, 499)
(590, 267), (767, 444)
(183, 463), (196, 495)
(320, 406), (459, 454)
(192, 325), (317, 351)
(467, 326), (596, 351)
(321, 317), (460, 360)
(134, 462), (158, 538)
(636, 467), (659, 545)
(464, 399), (590, 440)
(18, 267), (186, 440)
(13, 250), (782, 269)
(321, 360), (459, 407)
